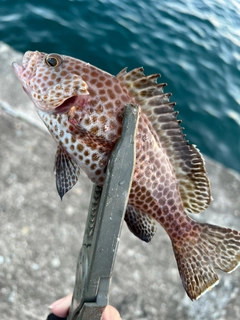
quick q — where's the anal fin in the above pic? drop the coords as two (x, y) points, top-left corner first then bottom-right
(125, 205), (157, 242)
(54, 144), (80, 199)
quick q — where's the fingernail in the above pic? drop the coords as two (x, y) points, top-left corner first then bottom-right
(48, 297), (65, 309)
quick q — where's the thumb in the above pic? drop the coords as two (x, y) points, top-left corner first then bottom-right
(102, 305), (122, 320)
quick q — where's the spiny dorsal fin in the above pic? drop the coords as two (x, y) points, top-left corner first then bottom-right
(117, 67), (211, 214)
(125, 205), (157, 242)
(54, 144), (80, 199)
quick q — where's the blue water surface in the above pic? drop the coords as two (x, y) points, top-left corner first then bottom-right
(1, 0), (239, 171)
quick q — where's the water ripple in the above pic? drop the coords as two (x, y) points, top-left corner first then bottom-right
(0, 0), (239, 171)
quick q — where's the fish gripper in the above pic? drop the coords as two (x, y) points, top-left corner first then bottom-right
(47, 103), (139, 320)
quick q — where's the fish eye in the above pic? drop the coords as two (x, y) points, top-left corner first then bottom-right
(45, 54), (63, 67)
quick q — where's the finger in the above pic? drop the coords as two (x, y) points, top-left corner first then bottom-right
(49, 294), (121, 320)
(49, 293), (73, 318)
(102, 305), (122, 320)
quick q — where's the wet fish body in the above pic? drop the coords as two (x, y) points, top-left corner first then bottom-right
(13, 51), (240, 300)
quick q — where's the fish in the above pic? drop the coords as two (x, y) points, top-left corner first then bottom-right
(12, 51), (240, 300)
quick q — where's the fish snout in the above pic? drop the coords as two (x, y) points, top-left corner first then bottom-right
(12, 51), (41, 84)
(22, 50), (41, 69)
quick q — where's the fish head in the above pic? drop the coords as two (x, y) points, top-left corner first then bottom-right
(12, 51), (89, 113)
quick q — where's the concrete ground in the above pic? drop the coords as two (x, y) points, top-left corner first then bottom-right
(0, 42), (240, 320)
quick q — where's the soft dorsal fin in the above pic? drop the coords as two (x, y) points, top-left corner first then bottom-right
(125, 205), (157, 242)
(54, 144), (80, 199)
(117, 67), (211, 214)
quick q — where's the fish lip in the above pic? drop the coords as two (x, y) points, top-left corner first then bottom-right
(12, 50), (32, 79)
(12, 61), (23, 80)
(12, 61), (35, 94)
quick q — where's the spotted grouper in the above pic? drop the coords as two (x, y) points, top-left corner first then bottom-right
(12, 51), (240, 300)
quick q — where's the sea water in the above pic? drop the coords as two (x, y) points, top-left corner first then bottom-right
(1, 0), (239, 171)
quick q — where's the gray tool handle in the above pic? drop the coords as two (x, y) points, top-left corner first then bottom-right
(67, 104), (140, 320)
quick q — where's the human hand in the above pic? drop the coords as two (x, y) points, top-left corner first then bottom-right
(49, 294), (122, 320)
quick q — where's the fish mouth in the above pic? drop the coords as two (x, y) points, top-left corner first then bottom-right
(12, 60), (36, 103)
(54, 96), (79, 114)
(12, 61), (23, 80)
(12, 51), (39, 84)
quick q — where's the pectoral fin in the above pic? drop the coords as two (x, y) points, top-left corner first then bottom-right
(54, 144), (80, 199)
(125, 205), (157, 242)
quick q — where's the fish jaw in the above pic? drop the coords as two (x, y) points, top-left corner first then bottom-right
(12, 61), (23, 79)
(12, 50), (37, 81)
(12, 51), (89, 113)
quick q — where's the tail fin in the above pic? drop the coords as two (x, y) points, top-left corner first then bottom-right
(172, 222), (240, 300)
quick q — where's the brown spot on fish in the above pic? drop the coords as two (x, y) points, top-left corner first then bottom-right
(92, 153), (99, 161)
(82, 75), (89, 82)
(168, 199), (174, 206)
(100, 115), (107, 124)
(120, 94), (129, 103)
(96, 105), (103, 114)
(105, 79), (112, 87)
(77, 143), (84, 152)
(107, 89), (116, 99)
(91, 71), (98, 77)
(90, 126), (99, 135)
(95, 169), (101, 175)
(101, 95), (108, 102)
(106, 102), (114, 110)
(91, 78), (97, 85)
(90, 163), (97, 170)
(81, 67), (89, 74)
(84, 118), (90, 126)
(99, 88), (106, 95)
(92, 115), (97, 123)
(96, 82), (104, 89)
(114, 84), (122, 94)
(99, 176), (105, 183)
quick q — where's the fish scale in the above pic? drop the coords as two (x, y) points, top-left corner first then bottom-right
(13, 51), (240, 301)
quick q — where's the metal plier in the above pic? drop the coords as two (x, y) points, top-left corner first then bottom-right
(47, 104), (140, 320)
